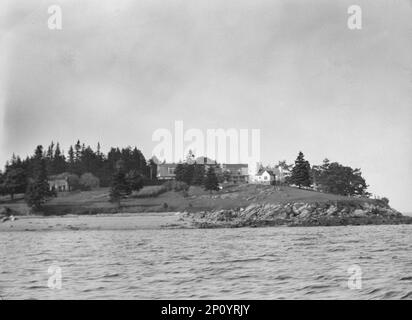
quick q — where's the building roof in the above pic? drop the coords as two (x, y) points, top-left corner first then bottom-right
(255, 169), (275, 177)
(221, 163), (248, 169)
(221, 163), (248, 174)
(192, 156), (216, 165)
(157, 163), (178, 168)
(48, 172), (72, 180)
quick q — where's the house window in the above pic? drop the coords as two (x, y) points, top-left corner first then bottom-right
(168, 167), (175, 174)
(264, 176), (268, 180)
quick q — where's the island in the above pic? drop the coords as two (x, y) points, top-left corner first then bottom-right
(1, 183), (411, 231)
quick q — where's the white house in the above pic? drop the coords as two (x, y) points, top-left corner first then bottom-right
(249, 166), (275, 185)
(254, 169), (275, 185)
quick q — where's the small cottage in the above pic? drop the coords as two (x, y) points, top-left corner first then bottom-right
(48, 173), (70, 192)
(250, 169), (275, 185)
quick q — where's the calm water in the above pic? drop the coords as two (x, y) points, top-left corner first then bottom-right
(1, 224), (411, 299)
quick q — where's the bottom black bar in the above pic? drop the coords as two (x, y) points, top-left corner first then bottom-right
(0, 300), (408, 319)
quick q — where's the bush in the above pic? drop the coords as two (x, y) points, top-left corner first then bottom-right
(135, 185), (167, 198)
(126, 170), (144, 192)
(67, 174), (80, 191)
(162, 180), (189, 192)
(80, 173), (100, 190)
(381, 197), (389, 205)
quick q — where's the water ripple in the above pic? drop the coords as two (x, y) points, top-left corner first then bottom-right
(1, 224), (412, 299)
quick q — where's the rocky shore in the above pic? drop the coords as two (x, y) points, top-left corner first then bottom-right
(181, 201), (412, 228)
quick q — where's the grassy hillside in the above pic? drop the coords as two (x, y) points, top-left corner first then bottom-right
(1, 183), (378, 216)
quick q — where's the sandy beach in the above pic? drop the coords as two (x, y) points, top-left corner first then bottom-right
(0, 212), (191, 232)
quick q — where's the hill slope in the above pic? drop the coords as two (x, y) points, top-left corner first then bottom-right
(0, 183), (397, 217)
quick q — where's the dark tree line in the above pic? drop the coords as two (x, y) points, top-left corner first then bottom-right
(288, 152), (370, 197)
(312, 158), (370, 197)
(0, 144), (373, 210)
(25, 146), (55, 210)
(0, 140), (150, 187)
(0, 141), (154, 210)
(0, 155), (27, 200)
(174, 163), (219, 191)
(61, 140), (150, 187)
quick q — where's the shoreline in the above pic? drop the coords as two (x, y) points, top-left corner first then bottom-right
(0, 212), (192, 232)
(1, 209), (412, 232)
(1, 186), (411, 231)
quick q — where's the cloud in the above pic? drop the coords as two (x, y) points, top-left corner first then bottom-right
(1, 0), (412, 211)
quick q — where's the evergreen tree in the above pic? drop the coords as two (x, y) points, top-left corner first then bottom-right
(74, 140), (82, 162)
(2, 165), (27, 200)
(182, 163), (194, 185)
(148, 158), (157, 180)
(68, 146), (75, 171)
(46, 142), (55, 160)
(290, 151), (312, 188)
(126, 170), (144, 192)
(109, 160), (131, 207)
(313, 160), (369, 197)
(174, 163), (185, 182)
(96, 142), (101, 157)
(192, 164), (205, 185)
(0, 170), (4, 196)
(25, 146), (52, 210)
(204, 166), (219, 191)
(51, 143), (66, 174)
(174, 163), (194, 185)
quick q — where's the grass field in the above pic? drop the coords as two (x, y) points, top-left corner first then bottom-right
(0, 183), (376, 216)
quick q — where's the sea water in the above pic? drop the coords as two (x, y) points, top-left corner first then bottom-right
(0, 224), (411, 299)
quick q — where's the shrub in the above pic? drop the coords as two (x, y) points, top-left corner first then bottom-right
(80, 173), (100, 190)
(126, 170), (144, 192)
(135, 185), (167, 198)
(67, 174), (80, 191)
(162, 180), (189, 192)
(381, 197), (389, 205)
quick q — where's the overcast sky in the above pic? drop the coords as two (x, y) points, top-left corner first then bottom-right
(1, 0), (412, 212)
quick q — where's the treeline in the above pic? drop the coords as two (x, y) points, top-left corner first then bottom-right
(287, 151), (370, 197)
(0, 140), (157, 201)
(174, 163), (219, 191)
(0, 144), (373, 210)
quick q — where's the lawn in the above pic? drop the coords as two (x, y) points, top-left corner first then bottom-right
(1, 184), (375, 216)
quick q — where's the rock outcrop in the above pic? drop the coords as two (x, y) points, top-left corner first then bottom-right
(182, 201), (412, 228)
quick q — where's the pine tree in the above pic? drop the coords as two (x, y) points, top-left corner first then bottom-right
(51, 143), (66, 174)
(109, 160), (131, 207)
(148, 158), (157, 180)
(68, 146), (75, 170)
(204, 166), (219, 191)
(126, 170), (144, 192)
(0, 171), (4, 196)
(175, 163), (185, 182)
(25, 145), (52, 211)
(74, 140), (82, 162)
(96, 142), (101, 157)
(192, 164), (205, 185)
(46, 142), (55, 160)
(290, 151), (312, 188)
(2, 164), (27, 200)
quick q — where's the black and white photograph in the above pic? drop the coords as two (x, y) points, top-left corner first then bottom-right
(0, 0), (412, 305)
